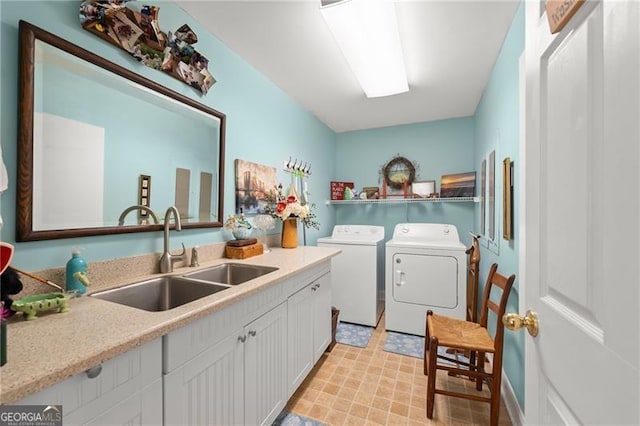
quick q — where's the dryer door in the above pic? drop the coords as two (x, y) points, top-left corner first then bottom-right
(392, 253), (459, 308)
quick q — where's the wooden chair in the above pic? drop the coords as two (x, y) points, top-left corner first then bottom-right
(423, 263), (516, 426)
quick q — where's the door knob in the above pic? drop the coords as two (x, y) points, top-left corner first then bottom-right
(502, 310), (539, 337)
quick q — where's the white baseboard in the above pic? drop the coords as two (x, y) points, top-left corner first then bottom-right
(484, 354), (525, 425)
(501, 368), (525, 426)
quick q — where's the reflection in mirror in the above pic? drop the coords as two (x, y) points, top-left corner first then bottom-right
(17, 21), (225, 241)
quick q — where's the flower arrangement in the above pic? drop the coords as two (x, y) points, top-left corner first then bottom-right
(265, 183), (319, 230)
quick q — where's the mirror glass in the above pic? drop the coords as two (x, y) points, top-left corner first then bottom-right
(17, 21), (225, 241)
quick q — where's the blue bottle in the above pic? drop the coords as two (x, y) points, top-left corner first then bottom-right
(66, 249), (88, 295)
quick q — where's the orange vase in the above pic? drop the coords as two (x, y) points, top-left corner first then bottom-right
(281, 217), (298, 248)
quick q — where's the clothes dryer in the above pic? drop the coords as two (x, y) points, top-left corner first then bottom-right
(385, 223), (466, 336)
(317, 225), (385, 327)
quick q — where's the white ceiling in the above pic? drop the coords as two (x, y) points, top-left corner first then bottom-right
(177, 1), (520, 133)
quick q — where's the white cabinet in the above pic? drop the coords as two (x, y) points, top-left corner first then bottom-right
(164, 330), (245, 426)
(287, 272), (332, 396)
(312, 273), (331, 361)
(164, 302), (288, 426)
(19, 338), (162, 426)
(244, 301), (288, 426)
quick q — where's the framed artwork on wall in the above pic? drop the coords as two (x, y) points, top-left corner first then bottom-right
(480, 159), (486, 235)
(503, 157), (514, 240)
(234, 159), (277, 214)
(488, 150), (496, 241)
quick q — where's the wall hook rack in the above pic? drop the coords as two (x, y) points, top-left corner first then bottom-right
(283, 158), (311, 177)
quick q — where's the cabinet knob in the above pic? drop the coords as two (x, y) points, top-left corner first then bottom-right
(85, 364), (102, 379)
(238, 335), (247, 343)
(248, 330), (257, 337)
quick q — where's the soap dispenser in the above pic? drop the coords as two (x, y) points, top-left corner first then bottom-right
(66, 249), (88, 295)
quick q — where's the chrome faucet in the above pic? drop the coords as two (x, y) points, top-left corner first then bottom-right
(118, 205), (159, 225)
(159, 206), (186, 273)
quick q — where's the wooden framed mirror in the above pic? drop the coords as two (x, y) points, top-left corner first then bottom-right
(17, 21), (225, 241)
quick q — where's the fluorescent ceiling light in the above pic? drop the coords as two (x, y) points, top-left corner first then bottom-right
(320, 0), (408, 98)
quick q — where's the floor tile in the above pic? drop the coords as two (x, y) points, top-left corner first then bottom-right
(284, 313), (513, 425)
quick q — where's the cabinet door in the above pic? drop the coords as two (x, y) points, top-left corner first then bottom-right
(244, 301), (288, 426)
(83, 379), (162, 426)
(164, 329), (244, 426)
(312, 273), (332, 362)
(19, 338), (161, 425)
(287, 282), (315, 396)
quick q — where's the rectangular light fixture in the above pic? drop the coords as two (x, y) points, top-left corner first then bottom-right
(320, 0), (408, 98)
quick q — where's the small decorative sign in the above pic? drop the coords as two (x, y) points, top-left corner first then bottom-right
(330, 181), (354, 200)
(545, 0), (585, 34)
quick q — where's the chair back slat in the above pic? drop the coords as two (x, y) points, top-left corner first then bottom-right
(478, 263), (516, 330)
(487, 300), (500, 315)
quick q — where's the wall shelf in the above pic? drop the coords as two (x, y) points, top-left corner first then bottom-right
(325, 197), (478, 205)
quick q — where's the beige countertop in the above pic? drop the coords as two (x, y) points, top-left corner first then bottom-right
(0, 246), (340, 404)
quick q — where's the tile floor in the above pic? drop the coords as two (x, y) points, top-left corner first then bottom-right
(285, 317), (512, 425)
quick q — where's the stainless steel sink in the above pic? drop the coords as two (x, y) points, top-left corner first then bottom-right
(182, 263), (278, 285)
(90, 276), (231, 312)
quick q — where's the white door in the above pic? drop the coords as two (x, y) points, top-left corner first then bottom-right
(523, 1), (639, 424)
(392, 253), (458, 307)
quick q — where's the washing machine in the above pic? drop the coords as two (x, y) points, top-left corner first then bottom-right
(317, 225), (385, 327)
(385, 223), (466, 336)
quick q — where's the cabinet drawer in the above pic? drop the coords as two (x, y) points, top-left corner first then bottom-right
(20, 338), (161, 422)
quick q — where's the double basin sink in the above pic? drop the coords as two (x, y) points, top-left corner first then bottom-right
(90, 263), (278, 312)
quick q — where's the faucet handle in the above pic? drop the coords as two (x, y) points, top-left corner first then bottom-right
(190, 246), (200, 267)
(177, 243), (186, 258)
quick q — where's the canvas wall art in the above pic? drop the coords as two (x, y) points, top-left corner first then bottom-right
(235, 159), (277, 214)
(440, 171), (476, 198)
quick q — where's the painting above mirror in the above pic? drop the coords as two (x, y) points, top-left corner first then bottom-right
(17, 21), (226, 241)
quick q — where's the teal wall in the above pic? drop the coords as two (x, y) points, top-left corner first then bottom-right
(333, 118), (476, 245)
(474, 2), (524, 409)
(331, 3), (525, 411)
(0, 1), (336, 270)
(1, 0), (524, 413)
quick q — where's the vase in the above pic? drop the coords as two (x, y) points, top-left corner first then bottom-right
(232, 227), (252, 240)
(281, 217), (298, 248)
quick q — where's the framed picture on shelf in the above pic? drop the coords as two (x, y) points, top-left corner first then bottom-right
(411, 181), (436, 198)
(441, 171), (476, 198)
(362, 186), (379, 199)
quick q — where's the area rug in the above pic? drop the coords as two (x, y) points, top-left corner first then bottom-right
(335, 322), (375, 348)
(272, 411), (323, 426)
(383, 331), (469, 367)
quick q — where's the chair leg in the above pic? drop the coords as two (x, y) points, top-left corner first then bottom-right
(424, 311), (433, 376)
(489, 362), (503, 426)
(426, 336), (438, 419)
(476, 351), (485, 391)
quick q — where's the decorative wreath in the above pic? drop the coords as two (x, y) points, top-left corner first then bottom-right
(383, 156), (416, 190)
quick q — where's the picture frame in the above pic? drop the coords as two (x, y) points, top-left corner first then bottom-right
(488, 151), (496, 241)
(362, 186), (380, 199)
(411, 180), (436, 198)
(503, 157), (514, 240)
(440, 171), (476, 198)
(480, 159), (486, 235)
(234, 159), (277, 214)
